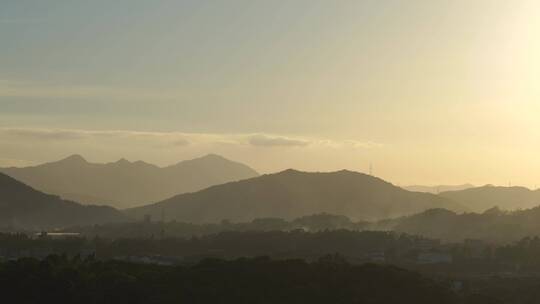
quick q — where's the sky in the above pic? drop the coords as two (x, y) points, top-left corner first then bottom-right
(1, 0), (540, 187)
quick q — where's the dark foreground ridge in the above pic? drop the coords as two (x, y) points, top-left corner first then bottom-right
(0, 255), (464, 304)
(4, 231), (540, 303)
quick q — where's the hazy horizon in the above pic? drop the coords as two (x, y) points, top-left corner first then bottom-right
(6, 151), (540, 191)
(4, 3), (540, 303)
(2, 0), (540, 187)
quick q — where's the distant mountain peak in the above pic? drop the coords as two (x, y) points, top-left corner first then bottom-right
(194, 154), (237, 163)
(201, 153), (225, 159)
(279, 168), (302, 174)
(335, 169), (369, 177)
(133, 160), (154, 167)
(59, 154), (87, 164)
(440, 184), (540, 212)
(173, 154), (229, 166)
(1, 154), (259, 209)
(171, 154), (258, 176)
(115, 158), (131, 165)
(276, 169), (370, 178)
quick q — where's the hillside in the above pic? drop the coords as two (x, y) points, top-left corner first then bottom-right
(376, 205), (540, 243)
(0, 256), (460, 304)
(0, 154), (259, 209)
(440, 185), (540, 212)
(0, 173), (126, 230)
(126, 169), (465, 223)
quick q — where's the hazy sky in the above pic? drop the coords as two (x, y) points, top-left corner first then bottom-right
(1, 0), (540, 187)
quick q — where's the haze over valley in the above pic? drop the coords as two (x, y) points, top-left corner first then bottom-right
(3, 1), (540, 303)
(4, 153), (540, 243)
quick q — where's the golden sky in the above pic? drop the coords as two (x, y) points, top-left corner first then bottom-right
(1, 1), (540, 187)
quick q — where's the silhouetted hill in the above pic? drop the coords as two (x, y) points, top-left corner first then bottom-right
(0, 256), (460, 304)
(404, 184), (474, 194)
(0, 154), (259, 209)
(126, 169), (465, 223)
(377, 205), (540, 243)
(440, 185), (540, 212)
(0, 173), (126, 230)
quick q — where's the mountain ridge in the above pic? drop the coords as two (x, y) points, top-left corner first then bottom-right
(439, 185), (540, 212)
(375, 204), (540, 243)
(126, 169), (466, 223)
(0, 154), (259, 209)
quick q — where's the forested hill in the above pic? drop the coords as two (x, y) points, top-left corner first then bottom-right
(127, 169), (465, 223)
(440, 185), (540, 212)
(377, 206), (540, 243)
(0, 255), (461, 304)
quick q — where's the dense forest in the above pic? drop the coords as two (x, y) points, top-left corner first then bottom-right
(4, 231), (540, 271)
(0, 230), (433, 262)
(0, 254), (493, 304)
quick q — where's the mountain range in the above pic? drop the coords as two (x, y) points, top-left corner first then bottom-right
(0, 172), (125, 230)
(0, 154), (259, 209)
(126, 169), (466, 223)
(6, 152), (537, 234)
(439, 185), (540, 212)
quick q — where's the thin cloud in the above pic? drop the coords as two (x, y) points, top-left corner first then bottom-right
(247, 134), (310, 147)
(172, 139), (190, 146)
(0, 127), (381, 150)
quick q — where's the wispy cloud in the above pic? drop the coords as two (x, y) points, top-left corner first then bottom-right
(0, 127), (381, 150)
(316, 139), (384, 149)
(0, 127), (383, 171)
(247, 134), (310, 147)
